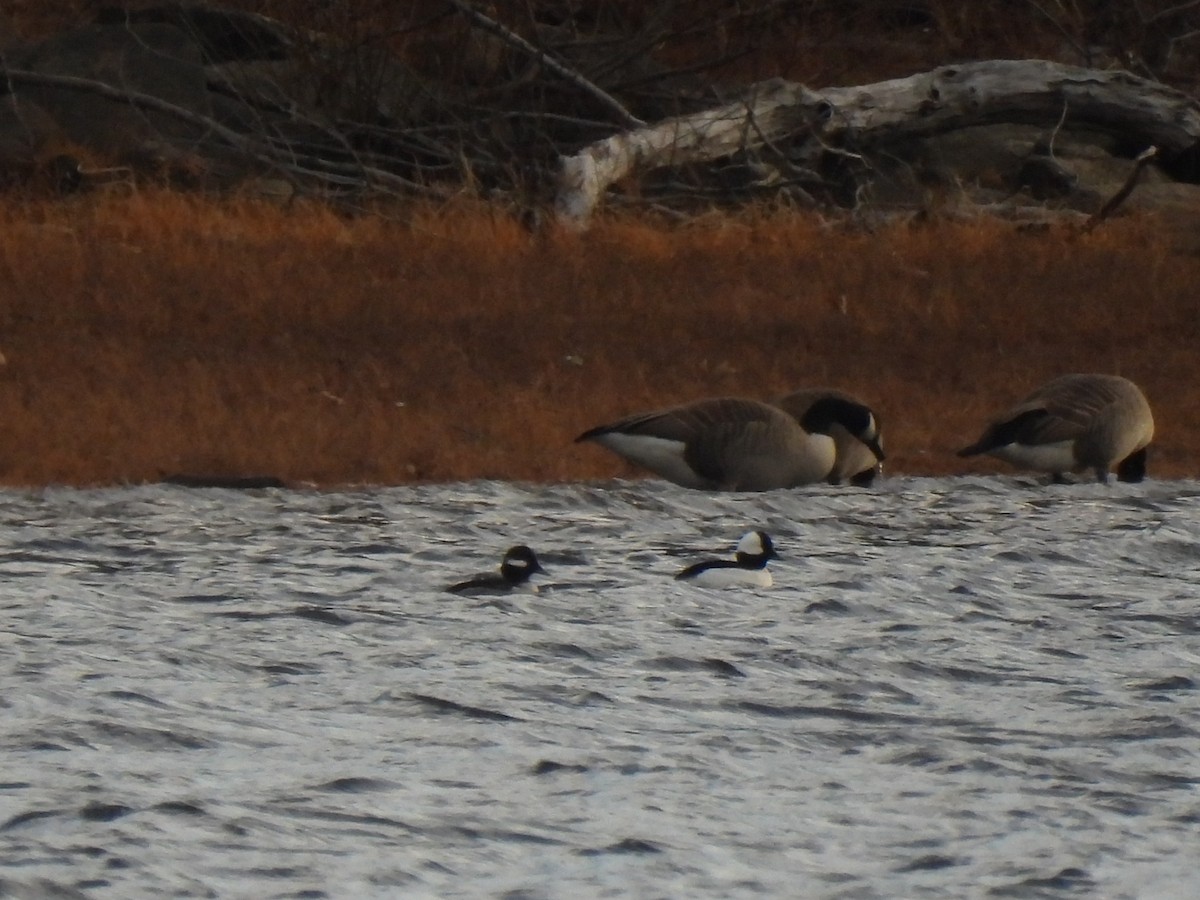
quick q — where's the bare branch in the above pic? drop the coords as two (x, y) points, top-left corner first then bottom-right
(1084, 145), (1159, 231)
(444, 0), (645, 129)
(2, 67), (444, 196)
(1138, 0), (1200, 25)
(1019, 0), (1088, 64)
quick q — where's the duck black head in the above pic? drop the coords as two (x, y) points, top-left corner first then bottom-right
(734, 530), (778, 568)
(500, 545), (546, 584)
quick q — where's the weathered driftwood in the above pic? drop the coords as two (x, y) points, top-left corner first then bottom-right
(554, 59), (1200, 228)
(554, 79), (829, 226)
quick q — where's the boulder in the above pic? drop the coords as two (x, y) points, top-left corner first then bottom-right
(94, 4), (292, 63)
(0, 95), (60, 180)
(8, 23), (213, 160)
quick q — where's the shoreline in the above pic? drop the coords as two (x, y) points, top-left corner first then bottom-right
(2, 469), (1189, 494)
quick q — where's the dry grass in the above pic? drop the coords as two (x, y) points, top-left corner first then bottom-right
(0, 189), (1195, 486)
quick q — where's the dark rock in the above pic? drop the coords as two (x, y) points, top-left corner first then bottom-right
(0, 95), (60, 180)
(94, 4), (292, 64)
(10, 24), (212, 158)
(1018, 151), (1078, 200)
(40, 154), (84, 193)
(850, 123), (1161, 214)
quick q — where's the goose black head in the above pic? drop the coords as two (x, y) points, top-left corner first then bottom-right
(800, 397), (885, 462)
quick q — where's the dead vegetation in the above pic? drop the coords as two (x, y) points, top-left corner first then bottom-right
(0, 191), (1194, 486)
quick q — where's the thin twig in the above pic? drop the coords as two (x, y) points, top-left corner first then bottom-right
(444, 0), (645, 128)
(1083, 145), (1159, 232)
(1047, 98), (1069, 157)
(2, 67), (442, 195)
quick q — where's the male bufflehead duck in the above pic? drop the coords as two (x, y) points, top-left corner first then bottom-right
(674, 530), (778, 588)
(958, 374), (1154, 483)
(445, 545), (546, 595)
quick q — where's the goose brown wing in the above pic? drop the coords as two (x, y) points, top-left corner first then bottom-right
(991, 377), (1121, 446)
(959, 400), (1077, 455)
(961, 375), (1149, 458)
(574, 407), (678, 442)
(576, 397), (779, 443)
(680, 414), (788, 485)
(1027, 376), (1130, 442)
(1009, 402), (1088, 444)
(1035, 375), (1120, 414)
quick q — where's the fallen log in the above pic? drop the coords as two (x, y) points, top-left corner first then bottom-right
(554, 59), (1200, 228)
(554, 78), (828, 227)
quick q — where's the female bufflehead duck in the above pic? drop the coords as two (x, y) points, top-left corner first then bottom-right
(674, 530), (778, 588)
(446, 545), (546, 595)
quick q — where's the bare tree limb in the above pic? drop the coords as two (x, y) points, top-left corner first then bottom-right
(1084, 145), (1160, 231)
(1, 67), (445, 195)
(444, 0), (646, 129)
(1141, 0), (1200, 25)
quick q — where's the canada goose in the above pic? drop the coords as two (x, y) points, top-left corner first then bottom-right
(775, 388), (884, 486)
(445, 545), (547, 595)
(957, 374), (1154, 483)
(675, 530), (778, 588)
(575, 396), (884, 491)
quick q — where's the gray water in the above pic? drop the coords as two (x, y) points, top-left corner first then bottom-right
(2, 477), (1199, 899)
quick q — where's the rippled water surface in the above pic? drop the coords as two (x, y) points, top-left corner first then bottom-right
(3, 477), (1200, 898)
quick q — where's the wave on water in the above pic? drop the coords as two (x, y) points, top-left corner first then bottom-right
(1, 476), (1199, 896)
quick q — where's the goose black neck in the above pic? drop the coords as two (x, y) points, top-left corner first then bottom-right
(799, 397), (871, 435)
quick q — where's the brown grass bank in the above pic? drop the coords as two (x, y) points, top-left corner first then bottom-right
(0, 191), (1195, 487)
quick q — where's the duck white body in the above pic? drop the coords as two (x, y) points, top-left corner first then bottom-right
(680, 563), (774, 589)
